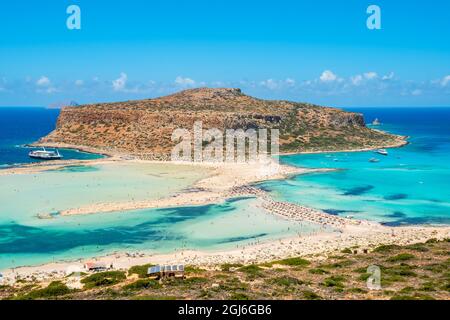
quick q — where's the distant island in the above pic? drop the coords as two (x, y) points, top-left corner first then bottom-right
(36, 88), (406, 159)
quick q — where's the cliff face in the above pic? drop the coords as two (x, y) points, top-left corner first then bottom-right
(39, 88), (404, 158)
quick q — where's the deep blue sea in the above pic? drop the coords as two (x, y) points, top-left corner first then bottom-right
(261, 107), (450, 226)
(0, 107), (103, 167)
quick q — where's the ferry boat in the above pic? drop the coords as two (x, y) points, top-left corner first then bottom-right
(375, 149), (388, 156)
(29, 147), (63, 160)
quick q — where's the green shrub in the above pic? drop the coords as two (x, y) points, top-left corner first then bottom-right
(322, 275), (345, 288)
(184, 277), (209, 285)
(384, 264), (417, 277)
(309, 268), (329, 275)
(238, 265), (264, 277)
(302, 290), (322, 300)
(185, 266), (207, 273)
(0, 285), (12, 292)
(387, 253), (415, 262)
(220, 263), (243, 272)
(441, 281), (450, 292)
(20, 281), (72, 300)
(165, 277), (208, 287)
(399, 286), (415, 293)
(81, 271), (126, 289)
(419, 282), (436, 292)
(373, 244), (401, 253)
(353, 267), (368, 273)
(267, 276), (303, 287)
(218, 277), (249, 291)
(128, 264), (155, 278)
(348, 287), (367, 294)
(405, 244), (429, 252)
(273, 257), (310, 267)
(423, 263), (447, 273)
(321, 260), (354, 269)
(358, 273), (371, 281)
(123, 279), (161, 291)
(230, 293), (249, 300)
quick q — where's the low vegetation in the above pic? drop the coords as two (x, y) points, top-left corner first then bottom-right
(1, 239), (449, 300)
(80, 271), (127, 289)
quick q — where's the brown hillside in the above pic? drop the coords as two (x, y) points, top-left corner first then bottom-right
(38, 88), (405, 159)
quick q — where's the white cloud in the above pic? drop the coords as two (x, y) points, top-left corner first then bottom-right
(382, 72), (395, 80)
(411, 89), (422, 96)
(45, 87), (58, 94)
(260, 79), (278, 90)
(75, 79), (84, 86)
(259, 78), (296, 90)
(351, 72), (379, 86)
(364, 72), (378, 80)
(320, 70), (337, 82)
(351, 75), (363, 86)
(36, 76), (51, 87)
(175, 76), (196, 86)
(35, 76), (58, 94)
(112, 72), (128, 91)
(285, 78), (296, 86)
(441, 75), (450, 87)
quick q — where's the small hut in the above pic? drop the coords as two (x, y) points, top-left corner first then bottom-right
(147, 265), (185, 279)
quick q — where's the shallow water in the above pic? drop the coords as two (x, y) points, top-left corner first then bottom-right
(0, 162), (208, 225)
(0, 196), (324, 270)
(0, 162), (326, 270)
(259, 108), (450, 226)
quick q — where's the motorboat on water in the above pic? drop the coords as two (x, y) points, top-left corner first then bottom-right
(29, 147), (63, 160)
(369, 158), (380, 163)
(372, 118), (381, 126)
(375, 149), (388, 156)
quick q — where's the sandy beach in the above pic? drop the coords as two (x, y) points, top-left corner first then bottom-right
(2, 155), (331, 217)
(3, 220), (449, 284)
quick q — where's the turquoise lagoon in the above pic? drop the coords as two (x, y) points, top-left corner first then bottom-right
(0, 163), (323, 270)
(0, 163), (208, 225)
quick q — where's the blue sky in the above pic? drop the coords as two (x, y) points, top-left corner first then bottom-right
(0, 0), (449, 107)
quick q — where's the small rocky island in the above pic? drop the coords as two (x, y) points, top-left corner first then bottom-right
(38, 88), (406, 158)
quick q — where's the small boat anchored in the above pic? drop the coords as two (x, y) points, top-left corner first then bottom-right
(369, 158), (380, 163)
(372, 118), (381, 126)
(29, 147), (63, 160)
(374, 149), (388, 156)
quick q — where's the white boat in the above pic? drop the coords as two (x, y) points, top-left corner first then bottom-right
(29, 147), (63, 160)
(372, 118), (381, 126)
(369, 158), (380, 163)
(375, 149), (388, 156)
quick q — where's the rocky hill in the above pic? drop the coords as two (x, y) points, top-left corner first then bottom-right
(38, 88), (405, 159)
